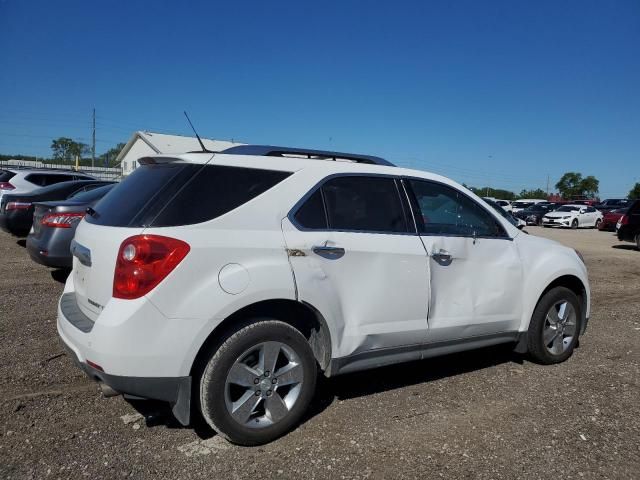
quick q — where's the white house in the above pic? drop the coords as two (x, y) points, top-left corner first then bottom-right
(116, 131), (244, 176)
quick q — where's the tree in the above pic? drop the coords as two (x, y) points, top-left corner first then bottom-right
(629, 182), (640, 200)
(98, 142), (126, 167)
(519, 188), (548, 199)
(51, 137), (89, 162)
(468, 187), (516, 200)
(555, 172), (599, 199)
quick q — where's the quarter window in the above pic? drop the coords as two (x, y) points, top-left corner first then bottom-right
(407, 180), (506, 237)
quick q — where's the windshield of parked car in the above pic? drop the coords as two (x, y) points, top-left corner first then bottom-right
(556, 206), (581, 212)
(512, 202), (533, 208)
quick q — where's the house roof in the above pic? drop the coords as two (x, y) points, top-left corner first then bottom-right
(115, 131), (244, 165)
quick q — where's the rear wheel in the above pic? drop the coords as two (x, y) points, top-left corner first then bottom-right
(527, 287), (581, 364)
(595, 219), (602, 229)
(571, 219), (579, 229)
(199, 320), (317, 446)
(636, 233), (640, 251)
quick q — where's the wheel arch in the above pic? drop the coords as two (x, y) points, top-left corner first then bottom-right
(189, 299), (333, 380)
(535, 274), (588, 334)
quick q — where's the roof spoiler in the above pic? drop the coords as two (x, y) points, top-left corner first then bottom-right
(220, 145), (394, 167)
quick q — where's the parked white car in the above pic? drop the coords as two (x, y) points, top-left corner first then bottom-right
(511, 199), (548, 213)
(0, 167), (94, 202)
(495, 199), (513, 212)
(542, 204), (603, 229)
(57, 146), (590, 445)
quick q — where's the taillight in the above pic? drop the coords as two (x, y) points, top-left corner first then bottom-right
(113, 235), (190, 299)
(41, 212), (85, 228)
(0, 182), (15, 190)
(619, 215), (629, 225)
(6, 201), (31, 211)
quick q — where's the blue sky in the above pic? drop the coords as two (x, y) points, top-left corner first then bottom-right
(1, 0), (638, 197)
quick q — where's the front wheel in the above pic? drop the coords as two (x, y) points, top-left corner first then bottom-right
(571, 219), (579, 229)
(199, 320), (317, 445)
(527, 287), (581, 364)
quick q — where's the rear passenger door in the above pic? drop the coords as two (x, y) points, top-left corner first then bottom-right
(281, 175), (430, 359)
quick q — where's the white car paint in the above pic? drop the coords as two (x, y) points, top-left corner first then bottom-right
(57, 152), (590, 383)
(542, 204), (603, 228)
(495, 199), (513, 212)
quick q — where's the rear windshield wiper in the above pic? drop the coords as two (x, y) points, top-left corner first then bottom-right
(86, 207), (99, 218)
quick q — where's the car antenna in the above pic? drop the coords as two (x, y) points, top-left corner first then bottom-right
(183, 111), (212, 153)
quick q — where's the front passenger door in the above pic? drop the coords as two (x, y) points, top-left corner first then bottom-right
(405, 179), (524, 343)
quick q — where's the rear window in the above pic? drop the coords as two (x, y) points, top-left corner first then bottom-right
(68, 184), (115, 202)
(25, 173), (75, 187)
(86, 163), (291, 227)
(0, 170), (16, 182)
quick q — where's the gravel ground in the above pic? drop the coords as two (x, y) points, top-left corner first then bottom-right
(1, 227), (639, 479)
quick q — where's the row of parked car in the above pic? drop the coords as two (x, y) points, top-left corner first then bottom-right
(482, 197), (636, 233)
(0, 167), (116, 267)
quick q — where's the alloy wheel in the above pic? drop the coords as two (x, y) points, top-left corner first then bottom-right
(543, 300), (577, 355)
(224, 341), (303, 428)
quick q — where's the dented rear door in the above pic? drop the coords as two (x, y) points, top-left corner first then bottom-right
(281, 175), (430, 359)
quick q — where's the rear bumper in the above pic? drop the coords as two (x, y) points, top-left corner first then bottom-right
(0, 211), (31, 236)
(58, 299), (192, 425)
(26, 235), (73, 268)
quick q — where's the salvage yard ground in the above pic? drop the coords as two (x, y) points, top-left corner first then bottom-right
(1, 227), (639, 479)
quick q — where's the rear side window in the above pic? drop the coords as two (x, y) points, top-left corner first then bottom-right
(293, 176), (408, 233)
(87, 163), (291, 227)
(0, 170), (16, 182)
(25, 173), (74, 187)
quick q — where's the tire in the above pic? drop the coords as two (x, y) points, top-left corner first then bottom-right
(595, 219), (601, 229)
(199, 320), (317, 446)
(527, 286), (581, 365)
(571, 219), (579, 229)
(636, 233), (640, 251)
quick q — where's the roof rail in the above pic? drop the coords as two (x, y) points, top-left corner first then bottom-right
(220, 145), (395, 167)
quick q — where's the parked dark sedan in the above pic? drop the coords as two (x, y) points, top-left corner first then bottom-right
(514, 204), (555, 225)
(617, 200), (640, 250)
(595, 198), (631, 213)
(26, 184), (116, 268)
(0, 180), (114, 236)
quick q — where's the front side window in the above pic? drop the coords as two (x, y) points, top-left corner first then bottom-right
(293, 176), (408, 233)
(407, 179), (507, 238)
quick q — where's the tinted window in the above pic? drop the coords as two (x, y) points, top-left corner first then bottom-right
(0, 170), (16, 182)
(68, 184), (115, 202)
(320, 176), (407, 233)
(408, 180), (506, 237)
(87, 164), (291, 227)
(25, 173), (74, 187)
(586, 206), (596, 213)
(294, 190), (327, 229)
(151, 165), (291, 227)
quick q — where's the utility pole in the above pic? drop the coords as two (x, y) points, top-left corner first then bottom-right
(546, 174), (550, 197)
(92, 108), (96, 168)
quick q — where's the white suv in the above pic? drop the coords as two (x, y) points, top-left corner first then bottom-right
(57, 146), (590, 445)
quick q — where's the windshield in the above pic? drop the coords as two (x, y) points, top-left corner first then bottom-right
(556, 206), (580, 212)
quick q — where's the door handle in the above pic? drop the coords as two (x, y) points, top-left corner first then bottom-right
(431, 249), (452, 264)
(312, 245), (345, 260)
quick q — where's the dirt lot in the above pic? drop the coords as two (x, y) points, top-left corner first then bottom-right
(1, 227), (639, 479)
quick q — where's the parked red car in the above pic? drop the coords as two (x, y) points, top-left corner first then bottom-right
(598, 207), (628, 231)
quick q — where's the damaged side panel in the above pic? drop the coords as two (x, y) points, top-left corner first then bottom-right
(281, 218), (430, 359)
